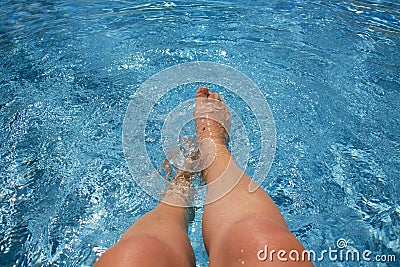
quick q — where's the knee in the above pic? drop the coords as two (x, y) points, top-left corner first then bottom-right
(94, 235), (187, 267)
(210, 218), (310, 266)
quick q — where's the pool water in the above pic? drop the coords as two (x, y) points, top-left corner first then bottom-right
(1, 1), (399, 266)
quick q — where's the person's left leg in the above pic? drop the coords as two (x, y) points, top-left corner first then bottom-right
(94, 174), (196, 267)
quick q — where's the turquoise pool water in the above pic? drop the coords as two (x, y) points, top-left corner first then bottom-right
(1, 1), (399, 266)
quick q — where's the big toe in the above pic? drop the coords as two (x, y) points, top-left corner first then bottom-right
(196, 86), (210, 98)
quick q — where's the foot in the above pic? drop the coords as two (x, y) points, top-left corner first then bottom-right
(194, 86), (231, 146)
(193, 87), (241, 198)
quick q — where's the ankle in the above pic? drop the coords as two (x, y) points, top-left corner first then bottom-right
(197, 135), (228, 147)
(202, 145), (232, 182)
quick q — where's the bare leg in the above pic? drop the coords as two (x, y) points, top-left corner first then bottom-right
(195, 86), (313, 266)
(94, 174), (195, 267)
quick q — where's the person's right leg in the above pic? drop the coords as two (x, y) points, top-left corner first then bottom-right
(194, 86), (313, 266)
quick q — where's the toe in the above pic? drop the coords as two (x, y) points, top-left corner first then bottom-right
(209, 92), (222, 101)
(196, 86), (210, 98)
